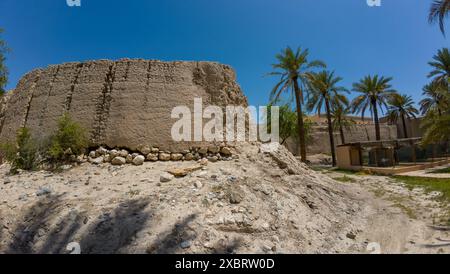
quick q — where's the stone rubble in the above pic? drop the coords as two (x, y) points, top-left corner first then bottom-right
(84, 146), (235, 167)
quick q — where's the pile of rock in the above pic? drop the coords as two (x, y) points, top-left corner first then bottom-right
(87, 145), (235, 166)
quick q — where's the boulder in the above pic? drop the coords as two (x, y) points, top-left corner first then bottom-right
(160, 172), (174, 183)
(184, 153), (194, 161)
(159, 153), (171, 161)
(111, 157), (126, 166)
(207, 156), (219, 163)
(220, 147), (232, 156)
(208, 146), (220, 154)
(110, 150), (119, 158)
(96, 147), (108, 156)
(126, 154), (133, 163)
(103, 154), (112, 163)
(198, 148), (208, 155)
(132, 155), (145, 166)
(89, 156), (104, 165)
(171, 153), (183, 161)
(146, 153), (158, 162)
(119, 149), (129, 158)
(166, 165), (202, 177)
(138, 145), (151, 155)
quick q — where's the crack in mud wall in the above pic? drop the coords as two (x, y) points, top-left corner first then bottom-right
(23, 72), (42, 128)
(92, 63), (116, 144)
(64, 63), (84, 112)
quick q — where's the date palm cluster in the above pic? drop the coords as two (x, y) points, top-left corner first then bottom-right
(269, 47), (449, 166)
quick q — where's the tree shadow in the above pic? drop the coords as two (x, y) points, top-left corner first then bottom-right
(429, 225), (450, 232)
(6, 194), (66, 254)
(147, 214), (198, 254)
(208, 237), (243, 254)
(78, 198), (151, 254)
(4, 195), (152, 254)
(422, 242), (450, 248)
(2, 195), (243, 254)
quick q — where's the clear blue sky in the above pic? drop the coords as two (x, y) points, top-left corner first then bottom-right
(0, 0), (448, 114)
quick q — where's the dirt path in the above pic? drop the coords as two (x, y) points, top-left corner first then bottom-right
(397, 164), (450, 179)
(325, 171), (450, 254)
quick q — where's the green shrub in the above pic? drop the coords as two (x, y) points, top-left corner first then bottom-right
(0, 127), (39, 172)
(47, 113), (88, 163)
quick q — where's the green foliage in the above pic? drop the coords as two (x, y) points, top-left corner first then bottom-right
(306, 70), (349, 165)
(269, 46), (326, 104)
(428, 0), (450, 35)
(351, 75), (396, 120)
(394, 175), (450, 203)
(428, 48), (450, 86)
(0, 28), (10, 96)
(0, 114), (88, 172)
(421, 111), (450, 145)
(269, 46), (325, 160)
(0, 127), (39, 172)
(47, 113), (88, 163)
(334, 175), (356, 183)
(430, 167), (450, 174)
(386, 94), (419, 123)
(420, 80), (449, 115)
(267, 103), (312, 145)
(306, 70), (349, 116)
(331, 104), (355, 133)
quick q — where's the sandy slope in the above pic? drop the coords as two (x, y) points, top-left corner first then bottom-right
(0, 143), (448, 254)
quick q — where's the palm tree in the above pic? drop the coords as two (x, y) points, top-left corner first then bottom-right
(331, 103), (355, 145)
(420, 81), (448, 116)
(428, 48), (450, 86)
(421, 91), (450, 156)
(269, 47), (325, 162)
(386, 94), (419, 138)
(351, 75), (396, 140)
(307, 71), (348, 166)
(429, 0), (450, 35)
(422, 111), (450, 145)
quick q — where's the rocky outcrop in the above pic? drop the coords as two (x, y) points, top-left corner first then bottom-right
(0, 59), (248, 152)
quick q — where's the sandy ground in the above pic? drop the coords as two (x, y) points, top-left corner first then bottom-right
(0, 144), (449, 254)
(325, 171), (450, 254)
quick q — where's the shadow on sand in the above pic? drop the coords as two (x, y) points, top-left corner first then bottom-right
(1, 195), (243, 254)
(3, 195), (152, 254)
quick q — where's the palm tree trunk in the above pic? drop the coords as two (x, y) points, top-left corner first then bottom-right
(293, 78), (307, 162)
(339, 124), (346, 144)
(325, 99), (337, 166)
(401, 114), (408, 139)
(372, 101), (381, 140)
